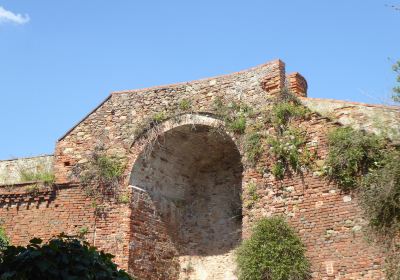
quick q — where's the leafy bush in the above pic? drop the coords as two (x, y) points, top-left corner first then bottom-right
(267, 127), (312, 179)
(0, 227), (9, 254)
(0, 235), (133, 280)
(324, 127), (384, 191)
(236, 217), (311, 280)
(361, 150), (400, 235)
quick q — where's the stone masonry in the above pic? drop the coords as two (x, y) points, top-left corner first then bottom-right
(1, 59), (400, 279)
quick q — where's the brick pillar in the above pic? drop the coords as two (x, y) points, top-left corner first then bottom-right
(260, 60), (286, 96)
(286, 72), (308, 97)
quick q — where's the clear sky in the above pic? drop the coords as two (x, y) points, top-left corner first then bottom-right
(0, 1), (399, 159)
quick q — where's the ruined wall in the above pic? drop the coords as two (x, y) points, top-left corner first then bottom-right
(0, 155), (53, 185)
(1, 59), (397, 279)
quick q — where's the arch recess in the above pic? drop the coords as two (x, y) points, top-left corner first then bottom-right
(128, 114), (243, 280)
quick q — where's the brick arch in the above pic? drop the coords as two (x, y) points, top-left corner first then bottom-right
(127, 114), (243, 280)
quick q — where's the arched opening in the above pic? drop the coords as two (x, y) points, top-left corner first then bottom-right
(129, 122), (242, 279)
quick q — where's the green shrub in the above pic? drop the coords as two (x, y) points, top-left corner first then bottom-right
(271, 162), (285, 180)
(324, 127), (384, 191)
(228, 115), (246, 134)
(178, 99), (192, 111)
(244, 132), (264, 166)
(213, 98), (251, 134)
(152, 111), (167, 123)
(0, 235), (133, 279)
(236, 217), (311, 280)
(0, 227), (9, 254)
(270, 101), (309, 130)
(361, 150), (400, 235)
(72, 146), (125, 203)
(267, 127), (311, 179)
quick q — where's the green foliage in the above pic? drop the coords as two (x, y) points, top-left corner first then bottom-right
(271, 162), (285, 180)
(178, 99), (192, 111)
(244, 182), (259, 209)
(72, 146), (125, 203)
(392, 60), (400, 103)
(236, 217), (311, 280)
(270, 101), (309, 130)
(19, 170), (55, 185)
(267, 128), (312, 179)
(0, 235), (133, 280)
(117, 194), (130, 204)
(152, 111), (167, 123)
(0, 227), (10, 254)
(213, 97), (252, 134)
(78, 226), (89, 239)
(324, 127), (384, 191)
(244, 132), (264, 166)
(360, 150), (400, 236)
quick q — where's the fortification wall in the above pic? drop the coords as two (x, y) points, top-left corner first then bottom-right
(0, 59), (396, 279)
(0, 155), (53, 185)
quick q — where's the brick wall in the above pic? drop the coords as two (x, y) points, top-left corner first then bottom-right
(0, 59), (394, 279)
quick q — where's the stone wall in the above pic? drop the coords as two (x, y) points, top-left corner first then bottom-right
(0, 155), (53, 185)
(1, 59), (398, 279)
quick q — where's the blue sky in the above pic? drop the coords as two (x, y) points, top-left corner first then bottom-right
(0, 1), (399, 159)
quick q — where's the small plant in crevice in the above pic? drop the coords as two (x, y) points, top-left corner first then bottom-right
(236, 216), (311, 280)
(213, 97), (252, 134)
(244, 182), (259, 209)
(71, 145), (126, 206)
(77, 226), (89, 239)
(270, 100), (310, 132)
(178, 98), (192, 111)
(117, 193), (130, 204)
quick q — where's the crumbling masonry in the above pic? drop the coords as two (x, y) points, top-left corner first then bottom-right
(1, 59), (400, 279)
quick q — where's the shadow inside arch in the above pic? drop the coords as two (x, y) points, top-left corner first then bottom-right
(128, 123), (243, 278)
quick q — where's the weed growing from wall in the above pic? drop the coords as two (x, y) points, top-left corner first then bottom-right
(267, 127), (314, 180)
(214, 91), (316, 179)
(244, 132), (264, 166)
(236, 216), (311, 280)
(243, 182), (259, 209)
(324, 127), (384, 192)
(72, 145), (125, 205)
(19, 168), (55, 185)
(213, 97), (252, 134)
